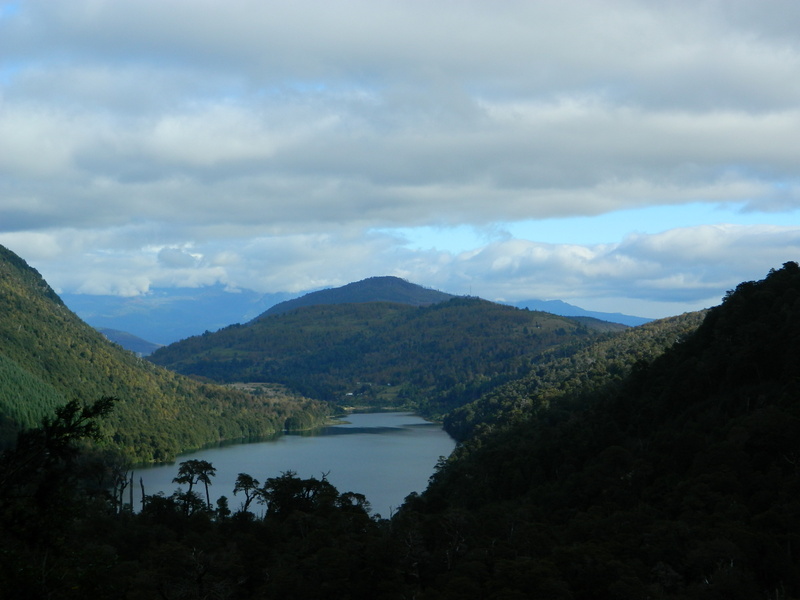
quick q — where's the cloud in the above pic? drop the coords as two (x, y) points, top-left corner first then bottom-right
(1, 1), (800, 317)
(4, 223), (797, 317)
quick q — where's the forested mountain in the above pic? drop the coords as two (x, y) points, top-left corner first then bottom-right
(0, 245), (327, 461)
(402, 261), (800, 598)
(150, 296), (623, 416)
(3, 262), (798, 598)
(259, 275), (454, 317)
(444, 309), (706, 441)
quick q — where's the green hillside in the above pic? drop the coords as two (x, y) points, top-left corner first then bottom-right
(150, 296), (623, 415)
(0, 245), (327, 461)
(3, 262), (799, 597)
(444, 309), (707, 441)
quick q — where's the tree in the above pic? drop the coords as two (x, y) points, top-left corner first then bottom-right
(233, 472), (260, 513)
(259, 470), (339, 518)
(0, 396), (117, 502)
(173, 459), (216, 510)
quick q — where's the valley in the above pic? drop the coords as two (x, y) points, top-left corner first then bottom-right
(1, 244), (799, 599)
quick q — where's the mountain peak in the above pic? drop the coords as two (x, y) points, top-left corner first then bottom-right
(257, 276), (454, 318)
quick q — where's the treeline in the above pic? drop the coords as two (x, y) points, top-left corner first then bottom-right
(0, 245), (329, 461)
(150, 296), (620, 416)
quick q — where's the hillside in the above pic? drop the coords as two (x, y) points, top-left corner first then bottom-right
(259, 275), (454, 317)
(150, 296), (616, 415)
(444, 309), (706, 441)
(0, 245), (327, 461)
(402, 262), (800, 597)
(3, 264), (798, 598)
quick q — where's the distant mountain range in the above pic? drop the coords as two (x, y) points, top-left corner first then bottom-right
(98, 328), (163, 356)
(512, 298), (652, 327)
(61, 285), (293, 345)
(62, 277), (651, 350)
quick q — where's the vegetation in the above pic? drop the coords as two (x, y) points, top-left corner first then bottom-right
(404, 262), (800, 598)
(150, 296), (622, 416)
(3, 241), (799, 597)
(444, 309), (707, 441)
(0, 245), (329, 461)
(2, 262), (800, 598)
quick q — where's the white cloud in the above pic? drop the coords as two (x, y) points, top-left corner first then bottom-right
(1, 0), (800, 317)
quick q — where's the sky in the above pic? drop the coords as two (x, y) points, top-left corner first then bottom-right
(1, 0), (800, 319)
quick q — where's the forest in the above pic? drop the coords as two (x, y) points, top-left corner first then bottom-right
(0, 245), (329, 462)
(150, 296), (627, 416)
(1, 261), (800, 598)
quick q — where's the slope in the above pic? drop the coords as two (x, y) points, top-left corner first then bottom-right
(400, 262), (800, 598)
(150, 296), (614, 415)
(0, 245), (326, 461)
(444, 309), (706, 441)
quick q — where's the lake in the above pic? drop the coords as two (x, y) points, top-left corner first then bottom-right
(131, 412), (456, 518)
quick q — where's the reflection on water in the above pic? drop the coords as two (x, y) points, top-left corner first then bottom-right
(132, 412), (455, 518)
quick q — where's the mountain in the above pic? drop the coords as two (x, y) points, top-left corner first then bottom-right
(258, 275), (454, 318)
(5, 264), (798, 598)
(61, 285), (293, 346)
(406, 262), (800, 597)
(0, 245), (326, 461)
(513, 297), (652, 326)
(98, 328), (163, 356)
(443, 309), (706, 441)
(150, 294), (620, 416)
(61, 277), (647, 346)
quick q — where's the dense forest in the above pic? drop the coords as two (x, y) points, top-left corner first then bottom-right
(2, 261), (799, 598)
(443, 310), (707, 441)
(150, 296), (626, 416)
(0, 245), (329, 462)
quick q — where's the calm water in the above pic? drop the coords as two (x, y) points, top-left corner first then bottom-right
(131, 412), (456, 518)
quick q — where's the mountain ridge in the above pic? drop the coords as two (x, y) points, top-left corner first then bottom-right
(258, 275), (454, 318)
(512, 297), (653, 326)
(150, 294), (623, 416)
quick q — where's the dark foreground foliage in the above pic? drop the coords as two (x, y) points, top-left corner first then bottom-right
(2, 263), (800, 598)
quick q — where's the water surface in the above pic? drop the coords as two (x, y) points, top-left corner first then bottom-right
(132, 412), (455, 518)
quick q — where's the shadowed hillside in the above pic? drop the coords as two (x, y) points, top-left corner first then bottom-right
(404, 262), (800, 598)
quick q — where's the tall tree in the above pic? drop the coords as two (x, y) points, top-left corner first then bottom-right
(233, 472), (260, 512)
(173, 459), (216, 509)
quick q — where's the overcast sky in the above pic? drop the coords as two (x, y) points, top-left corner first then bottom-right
(2, 0), (800, 318)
